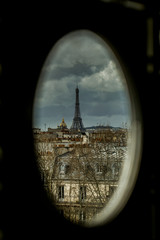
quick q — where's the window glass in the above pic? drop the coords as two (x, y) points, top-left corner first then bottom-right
(33, 30), (142, 227)
(58, 186), (64, 199)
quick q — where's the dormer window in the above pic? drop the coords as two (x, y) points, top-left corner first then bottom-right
(59, 163), (70, 174)
(96, 163), (103, 173)
(59, 163), (66, 174)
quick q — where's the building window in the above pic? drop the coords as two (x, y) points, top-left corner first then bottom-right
(59, 163), (66, 174)
(96, 163), (103, 173)
(59, 163), (70, 174)
(65, 165), (70, 174)
(58, 185), (64, 200)
(85, 164), (92, 173)
(79, 186), (86, 201)
(79, 210), (86, 222)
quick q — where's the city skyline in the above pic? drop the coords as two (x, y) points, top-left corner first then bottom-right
(33, 30), (131, 131)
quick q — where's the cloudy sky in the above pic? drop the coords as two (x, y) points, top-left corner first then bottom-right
(33, 30), (131, 130)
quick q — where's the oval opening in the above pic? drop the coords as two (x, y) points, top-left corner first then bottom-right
(32, 30), (142, 227)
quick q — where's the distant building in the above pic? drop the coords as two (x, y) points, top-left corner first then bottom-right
(33, 127), (128, 225)
(33, 128), (41, 134)
(48, 128), (58, 133)
(57, 118), (68, 130)
(70, 87), (85, 132)
(33, 87), (128, 225)
(50, 142), (124, 224)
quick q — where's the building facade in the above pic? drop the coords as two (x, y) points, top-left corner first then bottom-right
(70, 86), (85, 132)
(34, 127), (127, 225)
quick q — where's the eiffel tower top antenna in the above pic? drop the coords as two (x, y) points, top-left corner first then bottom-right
(75, 78), (78, 89)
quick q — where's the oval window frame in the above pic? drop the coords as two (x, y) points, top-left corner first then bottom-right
(32, 29), (143, 227)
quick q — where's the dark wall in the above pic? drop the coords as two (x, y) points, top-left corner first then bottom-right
(1, 1), (159, 240)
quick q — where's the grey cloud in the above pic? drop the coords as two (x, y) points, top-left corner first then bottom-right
(33, 30), (131, 129)
(42, 30), (112, 80)
(45, 62), (101, 81)
(53, 32), (111, 68)
(81, 97), (130, 118)
(35, 105), (73, 119)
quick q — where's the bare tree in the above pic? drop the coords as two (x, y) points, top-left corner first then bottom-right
(34, 128), (128, 224)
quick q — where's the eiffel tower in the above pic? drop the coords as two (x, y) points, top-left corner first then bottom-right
(70, 86), (85, 132)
